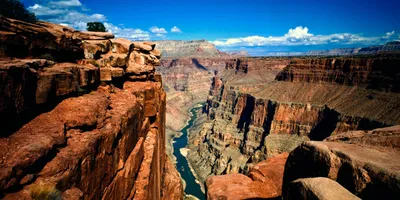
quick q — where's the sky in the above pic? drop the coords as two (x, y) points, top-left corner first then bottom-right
(22, 0), (400, 55)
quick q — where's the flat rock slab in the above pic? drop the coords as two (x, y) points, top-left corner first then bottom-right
(285, 177), (360, 200)
(283, 141), (400, 199)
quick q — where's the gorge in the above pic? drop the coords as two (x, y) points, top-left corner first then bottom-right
(156, 40), (400, 199)
(1, 11), (400, 200)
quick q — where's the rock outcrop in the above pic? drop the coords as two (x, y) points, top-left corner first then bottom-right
(285, 177), (360, 200)
(282, 127), (400, 199)
(358, 41), (400, 54)
(205, 153), (288, 200)
(187, 55), (400, 187)
(153, 40), (226, 58)
(276, 56), (400, 92)
(306, 48), (361, 56)
(0, 17), (182, 200)
(206, 126), (400, 200)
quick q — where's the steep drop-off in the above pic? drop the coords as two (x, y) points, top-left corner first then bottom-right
(0, 17), (183, 200)
(156, 57), (233, 160)
(187, 56), (400, 187)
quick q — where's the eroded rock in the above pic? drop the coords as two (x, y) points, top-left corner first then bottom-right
(285, 177), (360, 200)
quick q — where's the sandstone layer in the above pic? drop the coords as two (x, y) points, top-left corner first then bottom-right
(205, 153), (288, 200)
(0, 17), (182, 200)
(187, 56), (400, 187)
(206, 126), (400, 200)
(282, 126), (400, 199)
(153, 40), (225, 58)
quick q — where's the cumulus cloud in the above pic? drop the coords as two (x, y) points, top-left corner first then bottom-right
(149, 26), (168, 34)
(49, 0), (83, 7)
(211, 26), (394, 47)
(382, 31), (395, 39)
(171, 26), (182, 33)
(28, 4), (67, 16)
(27, 0), (161, 40)
(104, 23), (150, 40)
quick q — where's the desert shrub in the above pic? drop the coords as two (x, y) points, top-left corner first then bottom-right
(87, 22), (107, 32)
(0, 0), (38, 23)
(89, 60), (100, 67)
(30, 184), (62, 200)
(39, 53), (55, 61)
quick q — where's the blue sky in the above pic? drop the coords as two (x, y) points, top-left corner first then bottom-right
(22, 0), (400, 55)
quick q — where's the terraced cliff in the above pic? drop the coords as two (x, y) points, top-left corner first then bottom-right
(0, 16), (183, 200)
(154, 40), (226, 58)
(187, 56), (400, 188)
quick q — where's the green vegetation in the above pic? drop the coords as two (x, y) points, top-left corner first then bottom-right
(30, 183), (62, 200)
(86, 22), (107, 32)
(39, 53), (55, 61)
(89, 60), (100, 67)
(0, 0), (38, 23)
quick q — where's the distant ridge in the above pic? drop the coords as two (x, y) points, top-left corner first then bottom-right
(306, 41), (400, 56)
(152, 40), (227, 58)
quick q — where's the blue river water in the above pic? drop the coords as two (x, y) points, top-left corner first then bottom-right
(172, 105), (205, 200)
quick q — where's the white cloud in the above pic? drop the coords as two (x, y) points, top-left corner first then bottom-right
(28, 4), (67, 16)
(49, 0), (83, 7)
(382, 31), (395, 39)
(211, 26), (393, 47)
(149, 26), (168, 34)
(171, 26), (182, 33)
(104, 23), (150, 40)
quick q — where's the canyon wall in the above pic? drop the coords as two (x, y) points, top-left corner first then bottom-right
(153, 40), (226, 58)
(156, 57), (233, 159)
(0, 16), (182, 200)
(206, 126), (400, 200)
(187, 56), (400, 187)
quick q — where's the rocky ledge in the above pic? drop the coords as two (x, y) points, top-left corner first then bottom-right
(187, 55), (400, 189)
(0, 17), (182, 200)
(206, 126), (400, 199)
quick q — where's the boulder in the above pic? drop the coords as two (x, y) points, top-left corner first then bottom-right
(206, 173), (270, 200)
(285, 177), (360, 200)
(82, 40), (112, 59)
(131, 42), (153, 52)
(111, 38), (132, 54)
(282, 141), (400, 199)
(206, 153), (289, 200)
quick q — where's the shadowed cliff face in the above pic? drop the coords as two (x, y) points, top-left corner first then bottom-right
(0, 17), (183, 200)
(186, 56), (400, 187)
(156, 57), (230, 160)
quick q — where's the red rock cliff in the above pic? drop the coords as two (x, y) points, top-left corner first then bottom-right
(0, 17), (183, 200)
(187, 56), (400, 188)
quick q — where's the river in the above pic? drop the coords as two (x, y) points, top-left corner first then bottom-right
(172, 104), (205, 200)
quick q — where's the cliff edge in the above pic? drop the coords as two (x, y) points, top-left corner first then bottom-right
(0, 16), (183, 200)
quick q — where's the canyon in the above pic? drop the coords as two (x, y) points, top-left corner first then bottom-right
(156, 43), (400, 199)
(186, 55), (400, 190)
(1, 15), (400, 200)
(0, 16), (182, 200)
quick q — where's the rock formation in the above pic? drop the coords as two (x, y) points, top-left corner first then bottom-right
(206, 126), (400, 199)
(153, 40), (226, 58)
(282, 126), (400, 199)
(306, 48), (361, 56)
(187, 55), (400, 188)
(0, 17), (182, 200)
(205, 153), (288, 200)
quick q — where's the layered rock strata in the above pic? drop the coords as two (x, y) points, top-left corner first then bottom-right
(188, 56), (400, 186)
(282, 127), (400, 199)
(205, 153), (288, 200)
(153, 40), (225, 58)
(206, 126), (400, 200)
(0, 17), (182, 200)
